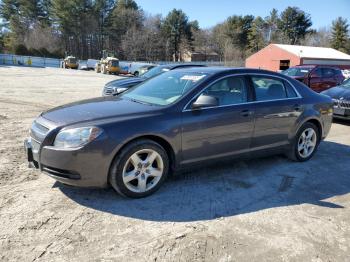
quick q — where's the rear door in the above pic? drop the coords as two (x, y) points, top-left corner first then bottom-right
(321, 68), (338, 91)
(308, 67), (324, 92)
(249, 75), (301, 151)
(181, 75), (255, 163)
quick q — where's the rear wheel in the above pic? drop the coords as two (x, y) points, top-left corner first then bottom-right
(109, 139), (169, 198)
(288, 122), (320, 162)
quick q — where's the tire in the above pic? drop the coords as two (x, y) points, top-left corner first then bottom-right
(134, 71), (139, 76)
(109, 139), (169, 198)
(287, 122), (320, 162)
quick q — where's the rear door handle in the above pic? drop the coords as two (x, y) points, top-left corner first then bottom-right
(240, 109), (253, 117)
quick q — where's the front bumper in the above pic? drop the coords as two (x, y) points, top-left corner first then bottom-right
(333, 108), (350, 120)
(24, 138), (39, 168)
(24, 137), (110, 188)
(67, 63), (78, 69)
(109, 67), (120, 73)
(332, 99), (350, 120)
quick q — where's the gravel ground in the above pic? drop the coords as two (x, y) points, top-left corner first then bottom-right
(0, 66), (350, 262)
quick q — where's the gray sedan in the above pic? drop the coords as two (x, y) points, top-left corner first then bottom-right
(24, 67), (333, 198)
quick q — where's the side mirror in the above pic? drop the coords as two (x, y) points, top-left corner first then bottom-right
(192, 94), (218, 109)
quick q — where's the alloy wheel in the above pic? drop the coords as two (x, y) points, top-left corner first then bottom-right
(122, 149), (164, 193)
(297, 128), (317, 158)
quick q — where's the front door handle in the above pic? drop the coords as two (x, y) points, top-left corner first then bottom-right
(240, 109), (253, 117)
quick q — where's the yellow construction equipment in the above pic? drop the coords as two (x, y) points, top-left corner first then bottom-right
(61, 55), (79, 69)
(95, 50), (120, 75)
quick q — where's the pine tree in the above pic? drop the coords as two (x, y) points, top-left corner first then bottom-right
(224, 15), (254, 59)
(278, 7), (312, 44)
(247, 16), (266, 55)
(162, 9), (193, 61)
(0, 0), (50, 52)
(330, 17), (349, 53)
(106, 0), (143, 57)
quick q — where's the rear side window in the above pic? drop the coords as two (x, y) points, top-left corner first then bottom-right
(285, 81), (298, 98)
(313, 68), (323, 77)
(323, 68), (335, 77)
(333, 68), (342, 76)
(252, 76), (287, 101)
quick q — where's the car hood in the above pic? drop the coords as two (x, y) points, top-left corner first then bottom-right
(321, 86), (350, 100)
(41, 96), (159, 125)
(105, 77), (145, 88)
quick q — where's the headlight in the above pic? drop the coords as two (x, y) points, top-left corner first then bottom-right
(54, 127), (103, 149)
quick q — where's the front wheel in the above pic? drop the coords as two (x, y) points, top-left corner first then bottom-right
(287, 122), (320, 162)
(109, 139), (169, 198)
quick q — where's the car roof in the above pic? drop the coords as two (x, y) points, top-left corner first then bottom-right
(158, 64), (206, 70)
(291, 65), (316, 68)
(171, 67), (284, 76)
(292, 65), (341, 70)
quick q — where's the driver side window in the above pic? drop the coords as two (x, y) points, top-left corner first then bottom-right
(201, 76), (248, 107)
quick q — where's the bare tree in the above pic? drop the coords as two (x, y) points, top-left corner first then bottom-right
(24, 23), (63, 55)
(300, 27), (331, 47)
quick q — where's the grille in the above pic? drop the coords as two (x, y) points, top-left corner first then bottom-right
(30, 120), (50, 142)
(333, 99), (350, 109)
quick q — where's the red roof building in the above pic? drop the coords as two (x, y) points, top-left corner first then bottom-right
(246, 44), (350, 71)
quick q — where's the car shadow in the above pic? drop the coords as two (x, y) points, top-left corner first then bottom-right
(333, 118), (350, 126)
(57, 141), (350, 222)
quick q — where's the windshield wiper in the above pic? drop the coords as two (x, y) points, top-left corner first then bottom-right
(128, 98), (154, 106)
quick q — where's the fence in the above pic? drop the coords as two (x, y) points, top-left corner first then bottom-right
(0, 54), (61, 68)
(0, 53), (243, 70)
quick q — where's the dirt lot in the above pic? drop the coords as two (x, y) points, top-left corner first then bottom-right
(0, 66), (350, 262)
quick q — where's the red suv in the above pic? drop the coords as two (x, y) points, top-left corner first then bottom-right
(282, 65), (345, 92)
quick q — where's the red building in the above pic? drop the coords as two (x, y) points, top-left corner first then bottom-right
(246, 44), (350, 71)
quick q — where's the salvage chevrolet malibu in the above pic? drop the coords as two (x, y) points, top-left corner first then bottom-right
(24, 68), (333, 198)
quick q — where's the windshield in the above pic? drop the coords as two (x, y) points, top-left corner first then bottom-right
(282, 67), (311, 77)
(121, 71), (208, 106)
(142, 66), (170, 79)
(341, 78), (350, 88)
(68, 58), (77, 64)
(111, 60), (119, 67)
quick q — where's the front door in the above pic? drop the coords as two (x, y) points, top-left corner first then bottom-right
(181, 76), (255, 164)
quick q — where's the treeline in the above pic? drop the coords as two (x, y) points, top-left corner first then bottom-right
(0, 0), (349, 62)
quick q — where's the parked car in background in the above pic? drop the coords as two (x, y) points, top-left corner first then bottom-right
(119, 61), (131, 74)
(78, 61), (88, 70)
(282, 65), (344, 92)
(128, 62), (155, 76)
(25, 68), (333, 198)
(139, 64), (157, 76)
(102, 64), (206, 96)
(342, 69), (350, 79)
(322, 78), (350, 120)
(86, 59), (99, 70)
